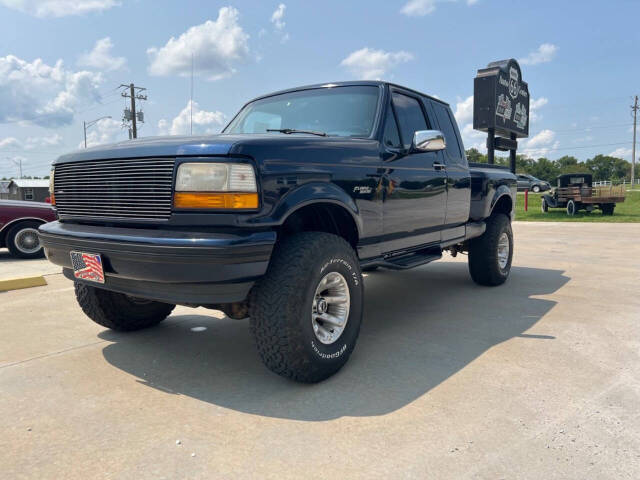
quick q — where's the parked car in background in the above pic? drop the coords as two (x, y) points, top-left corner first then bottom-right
(516, 174), (550, 192)
(0, 200), (56, 258)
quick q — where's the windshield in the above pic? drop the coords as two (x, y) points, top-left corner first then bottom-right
(224, 86), (380, 137)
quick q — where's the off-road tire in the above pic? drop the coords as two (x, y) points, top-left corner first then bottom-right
(601, 204), (615, 216)
(468, 213), (513, 286)
(74, 283), (175, 331)
(249, 232), (364, 383)
(6, 221), (45, 259)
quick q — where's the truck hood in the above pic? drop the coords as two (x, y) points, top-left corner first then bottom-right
(54, 135), (245, 164)
(53, 134), (374, 164)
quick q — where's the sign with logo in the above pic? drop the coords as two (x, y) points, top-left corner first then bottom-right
(473, 59), (529, 138)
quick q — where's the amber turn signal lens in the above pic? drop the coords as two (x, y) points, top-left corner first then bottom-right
(174, 192), (259, 209)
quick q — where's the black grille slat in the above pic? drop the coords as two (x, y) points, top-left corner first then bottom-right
(54, 158), (174, 221)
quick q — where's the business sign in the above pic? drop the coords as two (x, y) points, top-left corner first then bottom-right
(473, 59), (529, 138)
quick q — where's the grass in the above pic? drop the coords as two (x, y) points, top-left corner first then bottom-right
(515, 189), (640, 222)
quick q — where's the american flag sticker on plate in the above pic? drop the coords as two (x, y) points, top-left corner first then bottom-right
(70, 251), (105, 284)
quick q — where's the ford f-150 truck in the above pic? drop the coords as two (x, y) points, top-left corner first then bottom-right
(40, 81), (516, 382)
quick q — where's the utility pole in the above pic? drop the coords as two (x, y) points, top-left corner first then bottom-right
(8, 157), (23, 178)
(120, 83), (147, 139)
(631, 95), (638, 188)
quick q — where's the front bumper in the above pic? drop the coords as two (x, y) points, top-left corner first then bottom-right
(38, 221), (276, 305)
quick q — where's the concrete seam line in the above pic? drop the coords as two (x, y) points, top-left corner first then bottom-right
(0, 275), (48, 292)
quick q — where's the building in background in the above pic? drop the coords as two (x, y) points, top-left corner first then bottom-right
(0, 179), (50, 202)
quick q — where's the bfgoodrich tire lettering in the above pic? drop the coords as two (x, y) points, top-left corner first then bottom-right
(468, 213), (513, 286)
(249, 232), (364, 383)
(75, 283), (175, 331)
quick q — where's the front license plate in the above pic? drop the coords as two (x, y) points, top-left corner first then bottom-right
(70, 251), (105, 284)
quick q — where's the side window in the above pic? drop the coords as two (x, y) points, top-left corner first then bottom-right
(382, 107), (401, 148)
(432, 103), (464, 164)
(391, 92), (428, 149)
(24, 188), (34, 200)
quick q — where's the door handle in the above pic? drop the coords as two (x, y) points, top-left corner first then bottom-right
(433, 162), (446, 171)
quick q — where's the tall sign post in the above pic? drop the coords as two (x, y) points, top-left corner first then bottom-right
(473, 59), (530, 173)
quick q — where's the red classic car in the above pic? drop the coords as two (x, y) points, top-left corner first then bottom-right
(0, 200), (56, 258)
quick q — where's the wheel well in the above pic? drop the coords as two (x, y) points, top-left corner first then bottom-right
(280, 203), (359, 249)
(492, 195), (513, 217)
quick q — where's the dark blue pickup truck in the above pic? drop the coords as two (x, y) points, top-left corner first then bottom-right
(40, 81), (516, 382)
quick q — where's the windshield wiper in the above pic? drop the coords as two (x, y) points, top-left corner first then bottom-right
(266, 128), (327, 137)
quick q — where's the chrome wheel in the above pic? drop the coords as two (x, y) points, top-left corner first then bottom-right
(311, 271), (350, 345)
(14, 227), (41, 255)
(497, 232), (509, 270)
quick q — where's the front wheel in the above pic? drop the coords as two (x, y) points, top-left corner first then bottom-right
(541, 197), (549, 213)
(567, 200), (577, 216)
(74, 283), (175, 331)
(249, 232), (363, 383)
(532, 185), (541, 193)
(468, 213), (513, 286)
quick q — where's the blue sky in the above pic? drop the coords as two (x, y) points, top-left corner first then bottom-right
(1, 0), (639, 178)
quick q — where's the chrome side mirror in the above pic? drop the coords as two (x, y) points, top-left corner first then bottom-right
(412, 130), (446, 152)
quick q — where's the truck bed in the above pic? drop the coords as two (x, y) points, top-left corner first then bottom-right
(468, 163), (517, 222)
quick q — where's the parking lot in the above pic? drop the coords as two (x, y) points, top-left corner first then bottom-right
(1, 222), (639, 479)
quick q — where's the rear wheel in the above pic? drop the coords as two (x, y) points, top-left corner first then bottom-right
(74, 283), (175, 331)
(468, 213), (513, 286)
(249, 232), (363, 383)
(6, 221), (45, 259)
(601, 204), (615, 216)
(566, 200), (577, 216)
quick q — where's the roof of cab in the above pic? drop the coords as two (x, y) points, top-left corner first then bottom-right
(246, 81), (450, 107)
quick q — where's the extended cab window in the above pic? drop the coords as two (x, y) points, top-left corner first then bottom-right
(432, 102), (464, 165)
(225, 86), (380, 137)
(391, 92), (428, 150)
(382, 107), (401, 148)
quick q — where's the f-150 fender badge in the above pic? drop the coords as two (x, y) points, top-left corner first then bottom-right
(353, 186), (372, 194)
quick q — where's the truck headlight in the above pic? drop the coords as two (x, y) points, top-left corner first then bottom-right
(174, 162), (258, 209)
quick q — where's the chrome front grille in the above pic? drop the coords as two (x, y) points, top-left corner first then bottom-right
(54, 158), (175, 220)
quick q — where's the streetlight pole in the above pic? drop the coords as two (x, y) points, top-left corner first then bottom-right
(7, 157), (23, 178)
(83, 116), (112, 148)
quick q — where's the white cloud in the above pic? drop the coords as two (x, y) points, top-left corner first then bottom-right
(147, 6), (249, 81)
(609, 147), (632, 159)
(0, 137), (21, 148)
(271, 3), (286, 30)
(78, 37), (126, 71)
(520, 43), (558, 66)
(529, 97), (548, 123)
(81, 117), (124, 148)
(401, 0), (474, 16)
(0, 0), (120, 17)
(522, 129), (559, 157)
(0, 55), (102, 127)
(157, 101), (226, 136)
(340, 48), (413, 80)
(454, 95), (474, 125)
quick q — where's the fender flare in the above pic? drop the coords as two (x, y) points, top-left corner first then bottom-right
(489, 185), (514, 216)
(271, 182), (363, 237)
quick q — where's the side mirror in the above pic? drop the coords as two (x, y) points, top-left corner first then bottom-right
(412, 130), (446, 152)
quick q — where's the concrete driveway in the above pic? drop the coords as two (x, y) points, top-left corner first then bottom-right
(1, 222), (639, 479)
